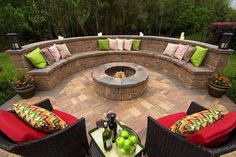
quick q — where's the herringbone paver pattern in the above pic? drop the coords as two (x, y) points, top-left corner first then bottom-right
(1, 66), (236, 157)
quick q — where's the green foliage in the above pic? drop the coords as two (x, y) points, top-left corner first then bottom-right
(222, 53), (236, 104)
(0, 0), (233, 40)
(0, 52), (17, 105)
(0, 4), (30, 32)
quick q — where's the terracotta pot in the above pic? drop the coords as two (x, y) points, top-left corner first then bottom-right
(208, 83), (230, 98)
(15, 83), (36, 99)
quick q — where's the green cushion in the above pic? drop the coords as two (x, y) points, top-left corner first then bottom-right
(131, 39), (141, 51)
(190, 46), (208, 67)
(25, 48), (47, 69)
(98, 39), (109, 50)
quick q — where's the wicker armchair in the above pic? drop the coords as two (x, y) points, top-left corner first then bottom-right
(0, 99), (89, 157)
(145, 102), (236, 157)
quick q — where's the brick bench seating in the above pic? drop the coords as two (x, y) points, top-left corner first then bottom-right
(7, 35), (234, 90)
(28, 50), (213, 90)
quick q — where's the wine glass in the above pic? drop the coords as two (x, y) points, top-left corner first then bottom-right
(95, 114), (107, 128)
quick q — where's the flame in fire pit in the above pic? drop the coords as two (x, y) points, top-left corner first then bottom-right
(114, 71), (126, 78)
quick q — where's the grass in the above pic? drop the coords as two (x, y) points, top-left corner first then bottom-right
(222, 53), (236, 103)
(0, 52), (17, 105)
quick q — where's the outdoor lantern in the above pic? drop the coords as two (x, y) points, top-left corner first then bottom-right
(219, 32), (234, 49)
(6, 33), (22, 50)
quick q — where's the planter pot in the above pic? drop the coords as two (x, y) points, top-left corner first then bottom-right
(208, 83), (229, 98)
(15, 83), (36, 99)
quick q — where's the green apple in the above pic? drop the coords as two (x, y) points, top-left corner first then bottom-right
(119, 148), (126, 155)
(123, 139), (132, 151)
(129, 145), (136, 155)
(129, 135), (137, 145)
(120, 129), (129, 139)
(116, 137), (125, 148)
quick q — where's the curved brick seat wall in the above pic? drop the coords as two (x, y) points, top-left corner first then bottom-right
(7, 35), (234, 90)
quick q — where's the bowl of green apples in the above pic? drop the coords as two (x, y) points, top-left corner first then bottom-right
(116, 129), (138, 157)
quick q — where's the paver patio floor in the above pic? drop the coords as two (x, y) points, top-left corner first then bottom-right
(1, 66), (236, 157)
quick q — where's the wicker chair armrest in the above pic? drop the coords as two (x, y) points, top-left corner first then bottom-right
(11, 118), (89, 156)
(0, 133), (16, 151)
(145, 116), (213, 157)
(186, 102), (207, 115)
(209, 130), (236, 156)
(33, 98), (53, 111)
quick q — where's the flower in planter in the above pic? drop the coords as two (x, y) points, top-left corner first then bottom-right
(12, 71), (35, 89)
(209, 73), (231, 88)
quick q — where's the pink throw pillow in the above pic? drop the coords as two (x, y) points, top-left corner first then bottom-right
(174, 44), (189, 60)
(124, 39), (132, 51)
(49, 44), (61, 62)
(108, 38), (117, 50)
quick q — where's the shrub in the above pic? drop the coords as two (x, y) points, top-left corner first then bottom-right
(0, 77), (15, 105)
(0, 52), (17, 105)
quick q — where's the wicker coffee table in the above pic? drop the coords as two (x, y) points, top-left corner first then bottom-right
(89, 122), (144, 157)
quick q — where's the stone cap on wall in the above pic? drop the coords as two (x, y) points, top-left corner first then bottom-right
(6, 35), (234, 55)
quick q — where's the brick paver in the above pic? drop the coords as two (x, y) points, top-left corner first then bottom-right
(1, 66), (236, 157)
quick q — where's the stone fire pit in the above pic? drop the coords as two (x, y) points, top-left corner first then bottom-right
(91, 62), (149, 100)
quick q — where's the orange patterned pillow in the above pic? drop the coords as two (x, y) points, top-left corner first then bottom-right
(170, 109), (223, 137)
(14, 103), (67, 133)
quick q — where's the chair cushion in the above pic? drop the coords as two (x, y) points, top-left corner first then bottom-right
(25, 48), (47, 69)
(0, 110), (48, 142)
(14, 103), (68, 133)
(156, 112), (187, 128)
(187, 111), (236, 147)
(51, 109), (78, 125)
(170, 109), (224, 137)
(0, 109), (78, 143)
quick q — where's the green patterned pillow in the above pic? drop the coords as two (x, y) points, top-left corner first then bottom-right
(170, 109), (223, 137)
(14, 103), (67, 133)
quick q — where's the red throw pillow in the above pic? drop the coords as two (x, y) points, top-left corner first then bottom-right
(187, 111), (236, 147)
(0, 110), (48, 142)
(156, 112), (187, 128)
(52, 110), (78, 125)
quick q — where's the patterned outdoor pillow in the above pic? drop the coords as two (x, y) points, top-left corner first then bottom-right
(14, 103), (68, 133)
(163, 43), (179, 57)
(174, 44), (189, 60)
(170, 109), (224, 137)
(108, 38), (117, 50)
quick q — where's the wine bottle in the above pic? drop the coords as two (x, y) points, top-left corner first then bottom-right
(108, 113), (117, 143)
(102, 122), (112, 151)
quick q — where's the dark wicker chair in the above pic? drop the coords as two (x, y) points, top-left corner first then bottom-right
(0, 99), (89, 157)
(145, 102), (236, 157)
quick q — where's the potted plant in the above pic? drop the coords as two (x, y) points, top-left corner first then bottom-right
(208, 73), (231, 98)
(12, 71), (36, 99)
